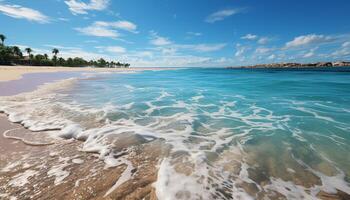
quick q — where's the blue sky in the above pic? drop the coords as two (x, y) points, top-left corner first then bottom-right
(0, 0), (350, 67)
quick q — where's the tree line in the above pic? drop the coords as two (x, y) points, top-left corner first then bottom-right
(0, 34), (131, 68)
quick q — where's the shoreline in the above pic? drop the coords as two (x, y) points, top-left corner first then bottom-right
(0, 113), (167, 199)
(1, 68), (349, 200)
(0, 66), (170, 82)
(0, 72), (166, 199)
(0, 113), (164, 199)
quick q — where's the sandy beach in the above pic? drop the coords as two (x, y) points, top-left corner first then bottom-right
(0, 66), (165, 82)
(0, 66), (169, 199)
(0, 114), (168, 200)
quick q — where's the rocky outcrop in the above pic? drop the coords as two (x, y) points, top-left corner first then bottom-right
(227, 61), (350, 69)
(333, 61), (350, 66)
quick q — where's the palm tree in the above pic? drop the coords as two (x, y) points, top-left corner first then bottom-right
(25, 48), (32, 57)
(0, 34), (6, 45)
(44, 54), (49, 60)
(52, 48), (59, 65)
(52, 48), (59, 57)
(12, 46), (22, 58)
(25, 48), (33, 65)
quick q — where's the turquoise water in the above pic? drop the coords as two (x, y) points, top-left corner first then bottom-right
(2, 68), (350, 199)
(68, 68), (350, 199)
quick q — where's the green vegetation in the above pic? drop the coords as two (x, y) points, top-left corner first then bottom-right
(0, 34), (130, 68)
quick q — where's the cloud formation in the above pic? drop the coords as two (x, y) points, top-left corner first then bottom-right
(177, 44), (226, 52)
(205, 9), (241, 23)
(241, 34), (257, 40)
(150, 32), (172, 46)
(0, 4), (49, 23)
(303, 47), (318, 58)
(75, 24), (119, 38)
(332, 42), (350, 58)
(235, 44), (248, 57)
(65, 0), (109, 15)
(255, 47), (271, 54)
(102, 46), (126, 54)
(95, 21), (137, 33)
(75, 20), (137, 38)
(258, 37), (270, 45)
(285, 34), (334, 49)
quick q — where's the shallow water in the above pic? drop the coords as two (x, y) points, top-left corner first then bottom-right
(0, 72), (83, 96)
(1, 68), (350, 199)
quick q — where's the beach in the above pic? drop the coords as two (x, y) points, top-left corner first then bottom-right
(2, 0), (350, 199)
(1, 67), (350, 200)
(0, 66), (169, 199)
(0, 114), (165, 199)
(0, 66), (163, 82)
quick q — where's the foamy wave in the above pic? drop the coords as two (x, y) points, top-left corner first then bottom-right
(1, 74), (349, 199)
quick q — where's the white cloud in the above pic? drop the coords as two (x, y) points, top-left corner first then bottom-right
(241, 34), (257, 40)
(258, 37), (270, 45)
(303, 47), (318, 58)
(149, 31), (225, 52)
(65, 0), (109, 15)
(150, 31), (172, 46)
(182, 44), (226, 52)
(151, 37), (172, 46)
(75, 20), (137, 38)
(331, 42), (350, 58)
(112, 21), (137, 32)
(75, 25), (119, 38)
(205, 9), (241, 23)
(95, 20), (137, 33)
(241, 34), (271, 45)
(98, 46), (126, 54)
(285, 34), (334, 49)
(235, 44), (247, 57)
(255, 47), (271, 54)
(332, 48), (350, 58)
(342, 41), (350, 48)
(303, 51), (314, 58)
(0, 4), (49, 23)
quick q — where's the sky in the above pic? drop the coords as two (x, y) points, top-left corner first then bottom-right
(0, 0), (350, 67)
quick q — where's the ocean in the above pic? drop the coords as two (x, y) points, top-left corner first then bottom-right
(1, 68), (350, 199)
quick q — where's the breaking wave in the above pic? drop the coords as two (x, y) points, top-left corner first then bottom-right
(1, 68), (350, 199)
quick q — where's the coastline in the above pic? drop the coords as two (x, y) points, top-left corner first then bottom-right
(227, 61), (350, 69)
(0, 66), (168, 82)
(0, 70), (167, 199)
(1, 68), (349, 199)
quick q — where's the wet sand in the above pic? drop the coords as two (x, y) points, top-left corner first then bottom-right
(0, 72), (84, 96)
(0, 114), (169, 199)
(0, 70), (170, 200)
